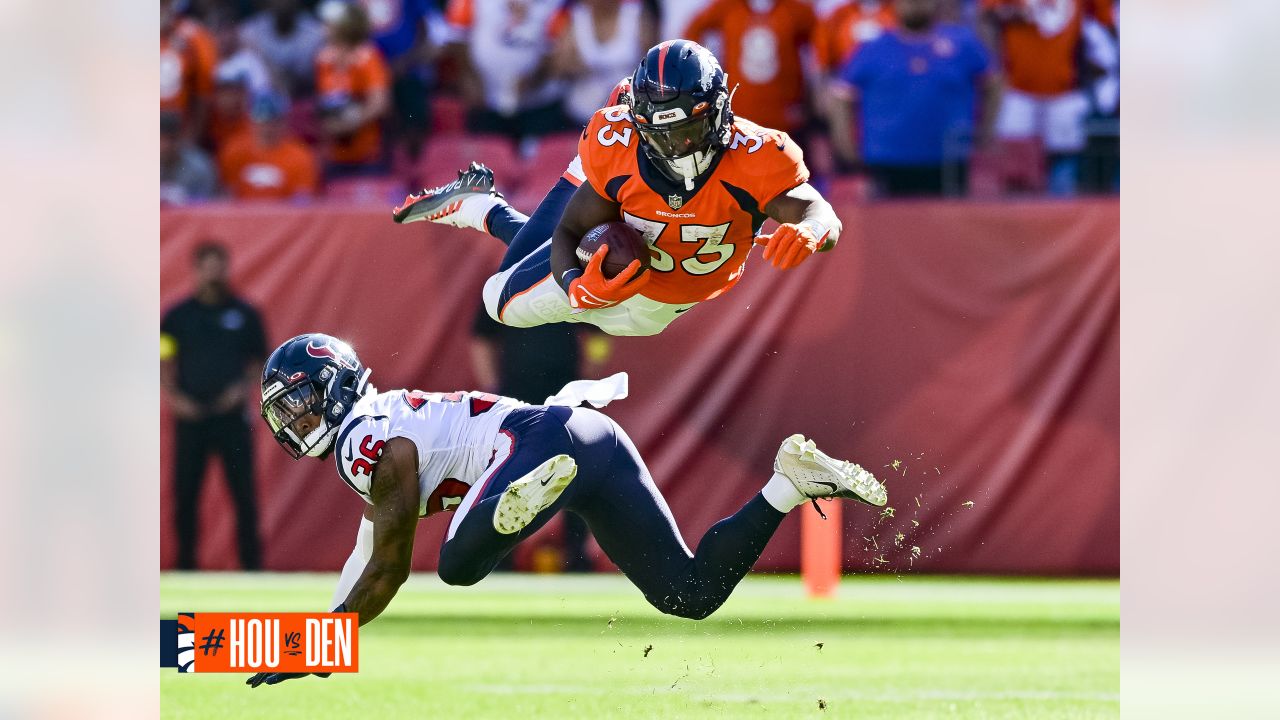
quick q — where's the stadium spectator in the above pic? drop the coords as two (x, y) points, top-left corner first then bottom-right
(828, 0), (1000, 197)
(315, 1), (393, 173)
(208, 67), (255, 151)
(684, 0), (818, 136)
(218, 92), (320, 200)
(551, 0), (656, 126)
(239, 0), (328, 97)
(658, 0), (713, 50)
(161, 242), (267, 571)
(815, 0), (896, 76)
(471, 306), (608, 572)
(161, 0), (218, 139)
(207, 11), (275, 150)
(161, 111), (220, 205)
(446, 0), (571, 156)
(980, 0), (1115, 195)
(1078, 5), (1119, 194)
(360, 0), (441, 181)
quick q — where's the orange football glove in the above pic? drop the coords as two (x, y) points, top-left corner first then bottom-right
(754, 221), (828, 270)
(567, 244), (650, 312)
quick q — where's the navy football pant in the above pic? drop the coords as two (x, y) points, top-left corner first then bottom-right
(437, 406), (786, 620)
(486, 178), (576, 272)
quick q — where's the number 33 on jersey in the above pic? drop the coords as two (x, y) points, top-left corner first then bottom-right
(579, 106), (811, 305)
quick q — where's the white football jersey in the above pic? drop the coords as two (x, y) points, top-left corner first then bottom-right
(333, 389), (526, 516)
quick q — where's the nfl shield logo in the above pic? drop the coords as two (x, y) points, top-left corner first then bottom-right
(667, 194), (683, 210)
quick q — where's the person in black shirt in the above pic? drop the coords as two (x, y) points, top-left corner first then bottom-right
(161, 242), (267, 570)
(471, 304), (603, 572)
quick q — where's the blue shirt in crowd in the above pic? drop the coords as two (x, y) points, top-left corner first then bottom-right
(841, 23), (990, 166)
(366, 0), (430, 61)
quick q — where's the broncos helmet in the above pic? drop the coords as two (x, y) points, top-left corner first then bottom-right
(628, 40), (734, 188)
(260, 333), (373, 459)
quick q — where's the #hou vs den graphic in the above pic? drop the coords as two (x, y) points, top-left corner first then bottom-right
(165, 613), (359, 674)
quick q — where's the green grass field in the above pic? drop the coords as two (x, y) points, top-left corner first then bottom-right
(161, 572), (1118, 719)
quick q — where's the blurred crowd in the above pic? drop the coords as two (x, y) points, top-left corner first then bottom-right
(161, 0), (1118, 204)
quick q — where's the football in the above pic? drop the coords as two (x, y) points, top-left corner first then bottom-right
(577, 221), (651, 279)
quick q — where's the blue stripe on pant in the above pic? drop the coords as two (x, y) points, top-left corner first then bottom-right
(437, 406), (786, 620)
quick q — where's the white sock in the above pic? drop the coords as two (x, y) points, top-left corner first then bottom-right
(761, 471), (807, 513)
(457, 193), (505, 232)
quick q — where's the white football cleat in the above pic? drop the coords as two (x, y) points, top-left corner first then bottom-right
(492, 454), (578, 535)
(393, 161), (504, 229)
(774, 434), (887, 507)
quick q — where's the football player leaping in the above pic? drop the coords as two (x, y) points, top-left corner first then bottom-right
(246, 334), (886, 687)
(394, 40), (843, 337)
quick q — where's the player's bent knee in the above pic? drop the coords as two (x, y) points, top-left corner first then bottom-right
(481, 273), (553, 329)
(481, 274), (506, 324)
(648, 596), (720, 621)
(436, 552), (486, 587)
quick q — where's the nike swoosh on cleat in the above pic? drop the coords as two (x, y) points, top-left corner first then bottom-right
(540, 477), (552, 486)
(813, 480), (838, 492)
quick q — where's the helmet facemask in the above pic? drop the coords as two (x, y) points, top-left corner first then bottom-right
(261, 365), (371, 459)
(262, 381), (337, 459)
(631, 84), (732, 190)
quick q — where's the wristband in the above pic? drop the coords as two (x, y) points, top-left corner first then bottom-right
(798, 219), (831, 246)
(558, 268), (583, 293)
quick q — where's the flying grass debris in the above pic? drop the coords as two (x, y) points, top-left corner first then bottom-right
(643, 644), (653, 658)
(814, 642), (824, 651)
(818, 699), (827, 711)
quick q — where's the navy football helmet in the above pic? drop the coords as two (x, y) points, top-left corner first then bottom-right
(260, 333), (372, 459)
(628, 40), (734, 188)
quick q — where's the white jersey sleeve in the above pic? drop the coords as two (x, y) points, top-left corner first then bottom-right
(333, 410), (397, 501)
(331, 389), (525, 515)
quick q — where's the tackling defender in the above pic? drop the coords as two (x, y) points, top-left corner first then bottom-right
(247, 333), (886, 686)
(394, 40), (844, 336)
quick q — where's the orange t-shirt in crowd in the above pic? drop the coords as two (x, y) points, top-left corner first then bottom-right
(684, 0), (817, 133)
(815, 1), (896, 73)
(217, 129), (319, 200)
(983, 0), (1114, 96)
(315, 43), (391, 165)
(160, 18), (217, 114)
(579, 106), (809, 304)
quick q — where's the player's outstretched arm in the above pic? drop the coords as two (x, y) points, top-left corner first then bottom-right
(246, 439), (421, 689)
(756, 183), (844, 270)
(338, 437), (421, 626)
(551, 180), (624, 293)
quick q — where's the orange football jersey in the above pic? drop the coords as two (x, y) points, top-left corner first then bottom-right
(578, 106), (810, 305)
(160, 18), (217, 114)
(983, 0), (1114, 96)
(315, 42), (391, 165)
(684, 0), (817, 133)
